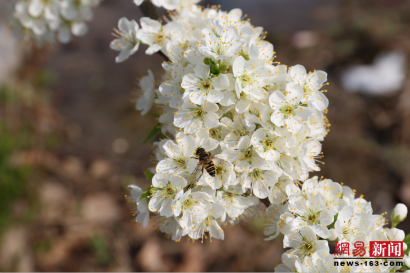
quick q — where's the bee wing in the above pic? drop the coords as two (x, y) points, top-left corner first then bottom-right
(211, 155), (232, 170)
(195, 161), (205, 180)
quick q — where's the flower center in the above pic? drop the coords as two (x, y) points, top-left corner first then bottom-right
(182, 196), (198, 210)
(215, 165), (225, 175)
(210, 127), (223, 141)
(215, 43), (226, 56)
(341, 224), (358, 241)
(166, 185), (176, 196)
(261, 136), (276, 152)
(239, 73), (254, 88)
(154, 31), (165, 45)
(248, 168), (265, 180)
(174, 157), (187, 169)
(193, 110), (204, 118)
(241, 147), (254, 164)
(201, 80), (212, 91)
(305, 211), (320, 225)
(232, 127), (247, 137)
(303, 83), (312, 97)
(280, 103), (297, 119)
(298, 236), (316, 256)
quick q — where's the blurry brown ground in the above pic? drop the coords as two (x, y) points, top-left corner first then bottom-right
(1, 0), (410, 271)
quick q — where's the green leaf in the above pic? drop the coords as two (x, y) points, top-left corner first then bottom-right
(204, 58), (210, 65)
(142, 122), (162, 143)
(144, 170), (155, 181)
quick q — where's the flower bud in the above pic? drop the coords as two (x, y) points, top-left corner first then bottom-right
(391, 203), (407, 226)
(405, 254), (410, 268)
(328, 228), (338, 241)
(386, 228), (405, 241)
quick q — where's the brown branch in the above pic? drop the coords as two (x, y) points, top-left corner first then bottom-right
(139, 0), (160, 20)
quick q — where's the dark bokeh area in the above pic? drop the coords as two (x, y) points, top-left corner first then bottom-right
(1, 0), (410, 271)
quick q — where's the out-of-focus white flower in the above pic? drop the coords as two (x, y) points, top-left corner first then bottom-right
(341, 51), (406, 95)
(134, 0), (164, 7)
(127, 184), (150, 228)
(13, 0), (99, 44)
(263, 203), (290, 240)
(110, 17), (140, 63)
(291, 30), (318, 49)
(136, 69), (156, 115)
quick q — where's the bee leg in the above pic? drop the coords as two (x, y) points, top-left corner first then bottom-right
(192, 165), (198, 174)
(197, 166), (204, 181)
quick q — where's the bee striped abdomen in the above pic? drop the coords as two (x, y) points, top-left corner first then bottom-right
(205, 160), (216, 177)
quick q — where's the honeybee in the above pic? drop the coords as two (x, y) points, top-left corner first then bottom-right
(193, 147), (229, 181)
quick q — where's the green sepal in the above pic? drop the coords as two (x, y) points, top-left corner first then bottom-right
(209, 59), (219, 75)
(204, 58), (211, 65)
(219, 64), (227, 73)
(327, 213), (338, 229)
(140, 187), (160, 200)
(143, 170), (155, 181)
(140, 188), (151, 200)
(142, 122), (162, 143)
(403, 233), (410, 255)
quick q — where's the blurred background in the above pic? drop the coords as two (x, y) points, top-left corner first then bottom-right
(1, 0), (410, 271)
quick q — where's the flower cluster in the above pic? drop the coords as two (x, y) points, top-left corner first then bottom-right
(117, 1), (410, 271)
(12, 0), (100, 45)
(118, 1), (330, 242)
(267, 177), (408, 272)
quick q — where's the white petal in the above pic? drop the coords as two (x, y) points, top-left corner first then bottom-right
(233, 56), (246, 77)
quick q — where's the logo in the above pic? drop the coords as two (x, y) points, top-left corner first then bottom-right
(334, 241), (403, 258)
(369, 241), (403, 258)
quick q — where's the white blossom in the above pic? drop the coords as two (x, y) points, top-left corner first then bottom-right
(110, 17), (140, 63)
(127, 184), (150, 228)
